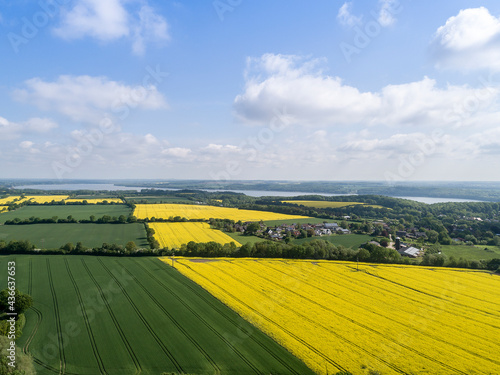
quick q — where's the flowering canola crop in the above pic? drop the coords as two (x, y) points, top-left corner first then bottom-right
(134, 204), (309, 221)
(169, 258), (500, 375)
(65, 198), (123, 204)
(150, 222), (241, 248)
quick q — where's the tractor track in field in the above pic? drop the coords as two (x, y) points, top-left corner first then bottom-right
(225, 261), (473, 375)
(46, 259), (67, 375)
(64, 259), (108, 375)
(376, 267), (500, 315)
(259, 261), (500, 367)
(171, 260), (350, 374)
(96, 258), (186, 374)
(365, 270), (500, 327)
(150, 258), (306, 375)
(315, 263), (500, 342)
(23, 259), (43, 356)
(80, 259), (142, 375)
(124, 258), (265, 375)
(189, 260), (407, 374)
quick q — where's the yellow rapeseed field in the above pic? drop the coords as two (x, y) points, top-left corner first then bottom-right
(0, 195), (69, 204)
(0, 206), (8, 213)
(0, 196), (23, 205)
(134, 204), (309, 221)
(170, 258), (500, 375)
(283, 200), (386, 209)
(150, 222), (241, 248)
(24, 195), (69, 203)
(65, 198), (123, 204)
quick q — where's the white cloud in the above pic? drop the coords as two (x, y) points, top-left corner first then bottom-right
(234, 54), (500, 129)
(0, 116), (58, 141)
(54, 0), (129, 41)
(13, 75), (168, 123)
(161, 147), (192, 158)
(132, 6), (170, 56)
(337, 2), (362, 27)
(432, 7), (500, 71)
(54, 0), (169, 55)
(378, 0), (399, 27)
(19, 141), (34, 149)
(24, 118), (59, 132)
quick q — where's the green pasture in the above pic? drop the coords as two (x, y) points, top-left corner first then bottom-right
(294, 234), (371, 249)
(0, 224), (148, 249)
(0, 205), (132, 224)
(0, 256), (314, 375)
(440, 244), (500, 261)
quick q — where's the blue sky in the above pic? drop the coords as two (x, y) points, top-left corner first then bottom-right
(2, 0), (500, 181)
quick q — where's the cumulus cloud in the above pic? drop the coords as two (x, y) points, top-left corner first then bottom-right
(378, 0), (400, 27)
(0, 116), (58, 140)
(13, 75), (168, 123)
(234, 54), (500, 129)
(54, 0), (169, 55)
(337, 2), (362, 27)
(132, 6), (170, 56)
(161, 147), (192, 158)
(432, 7), (500, 71)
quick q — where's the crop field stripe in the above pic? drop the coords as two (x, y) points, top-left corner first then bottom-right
(150, 258), (306, 375)
(309, 263), (500, 352)
(318, 262), (500, 336)
(226, 261), (474, 375)
(259, 260), (500, 367)
(64, 259), (107, 375)
(380, 267), (500, 312)
(46, 259), (67, 375)
(365, 269), (500, 327)
(201, 261), (409, 374)
(23, 258), (43, 357)
(96, 258), (186, 374)
(174, 260), (350, 374)
(131, 258), (265, 375)
(80, 259), (142, 375)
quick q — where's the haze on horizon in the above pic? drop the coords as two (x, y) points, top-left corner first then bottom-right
(2, 1), (500, 181)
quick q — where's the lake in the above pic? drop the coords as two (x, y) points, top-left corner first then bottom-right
(12, 184), (486, 202)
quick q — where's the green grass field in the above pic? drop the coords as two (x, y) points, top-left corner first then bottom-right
(0, 205), (132, 224)
(294, 234), (372, 249)
(124, 196), (193, 204)
(263, 217), (330, 226)
(0, 224), (148, 249)
(440, 244), (500, 261)
(0, 256), (314, 375)
(224, 231), (268, 246)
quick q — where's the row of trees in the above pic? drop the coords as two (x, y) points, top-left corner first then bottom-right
(4, 214), (138, 225)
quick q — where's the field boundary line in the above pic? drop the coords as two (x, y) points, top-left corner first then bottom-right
(132, 258), (267, 374)
(96, 258), (186, 374)
(150, 258), (305, 375)
(46, 259), (67, 375)
(174, 260), (351, 374)
(64, 259), (107, 375)
(80, 259), (142, 375)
